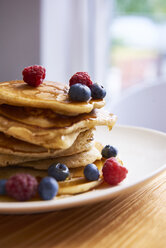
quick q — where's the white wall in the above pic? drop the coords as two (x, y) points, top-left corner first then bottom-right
(0, 0), (40, 81)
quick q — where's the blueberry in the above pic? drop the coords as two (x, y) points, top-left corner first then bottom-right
(84, 164), (100, 181)
(38, 177), (59, 200)
(69, 83), (91, 102)
(102, 145), (118, 158)
(0, 179), (7, 195)
(48, 163), (69, 181)
(90, 83), (106, 99)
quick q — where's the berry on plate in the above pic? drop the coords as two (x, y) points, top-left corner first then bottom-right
(69, 83), (91, 102)
(38, 177), (59, 200)
(84, 164), (100, 181)
(69, 72), (93, 87)
(102, 158), (128, 185)
(102, 145), (118, 158)
(90, 83), (106, 99)
(48, 163), (70, 181)
(22, 65), (46, 87)
(6, 174), (38, 201)
(0, 179), (7, 195)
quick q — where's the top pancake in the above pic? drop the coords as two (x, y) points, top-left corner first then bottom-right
(0, 81), (105, 116)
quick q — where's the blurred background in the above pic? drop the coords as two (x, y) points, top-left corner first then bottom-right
(0, 0), (166, 131)
(109, 0), (166, 99)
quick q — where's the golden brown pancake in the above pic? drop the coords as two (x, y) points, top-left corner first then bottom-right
(0, 109), (116, 149)
(0, 160), (104, 198)
(0, 129), (94, 158)
(0, 104), (107, 129)
(0, 81), (105, 116)
(0, 153), (40, 166)
(14, 143), (102, 169)
(0, 159), (104, 179)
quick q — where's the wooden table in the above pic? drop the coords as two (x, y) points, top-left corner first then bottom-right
(0, 171), (166, 248)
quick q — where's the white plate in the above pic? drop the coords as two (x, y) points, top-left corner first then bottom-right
(0, 125), (166, 214)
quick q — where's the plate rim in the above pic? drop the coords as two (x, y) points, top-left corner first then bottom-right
(0, 125), (166, 214)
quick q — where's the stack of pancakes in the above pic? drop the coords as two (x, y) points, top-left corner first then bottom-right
(0, 80), (117, 193)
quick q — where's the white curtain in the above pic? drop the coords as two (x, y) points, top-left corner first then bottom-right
(41, 0), (112, 84)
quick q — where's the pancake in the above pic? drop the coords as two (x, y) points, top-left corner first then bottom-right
(15, 143), (102, 169)
(58, 177), (103, 195)
(0, 159), (104, 179)
(0, 104), (96, 128)
(0, 160), (104, 197)
(0, 129), (94, 158)
(0, 81), (105, 116)
(0, 153), (40, 166)
(0, 109), (116, 149)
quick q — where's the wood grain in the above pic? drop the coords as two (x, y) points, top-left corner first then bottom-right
(0, 171), (166, 248)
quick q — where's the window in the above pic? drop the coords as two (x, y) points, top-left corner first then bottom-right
(108, 0), (166, 94)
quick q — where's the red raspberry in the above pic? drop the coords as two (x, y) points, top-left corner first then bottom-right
(69, 72), (93, 87)
(22, 65), (46, 87)
(102, 158), (128, 185)
(6, 173), (38, 201)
